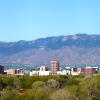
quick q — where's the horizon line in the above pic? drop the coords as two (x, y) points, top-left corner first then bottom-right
(1, 33), (100, 43)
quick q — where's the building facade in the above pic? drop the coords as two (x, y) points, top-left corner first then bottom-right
(51, 60), (59, 75)
(40, 65), (46, 71)
(7, 69), (16, 75)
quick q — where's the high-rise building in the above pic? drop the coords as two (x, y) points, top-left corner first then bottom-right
(51, 60), (59, 75)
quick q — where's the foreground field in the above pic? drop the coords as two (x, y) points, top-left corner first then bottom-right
(0, 75), (100, 100)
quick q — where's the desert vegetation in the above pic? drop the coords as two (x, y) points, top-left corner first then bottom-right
(0, 75), (100, 100)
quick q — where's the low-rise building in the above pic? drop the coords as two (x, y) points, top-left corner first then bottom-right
(57, 70), (68, 75)
(70, 67), (99, 75)
(30, 71), (50, 76)
(98, 67), (100, 74)
(71, 67), (81, 75)
(7, 69), (16, 75)
(83, 67), (98, 75)
(40, 65), (46, 71)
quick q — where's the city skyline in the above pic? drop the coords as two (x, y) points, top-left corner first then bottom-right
(0, 0), (100, 41)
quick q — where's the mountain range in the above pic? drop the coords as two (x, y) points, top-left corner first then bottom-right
(0, 34), (100, 66)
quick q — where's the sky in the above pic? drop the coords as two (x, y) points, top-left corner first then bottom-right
(0, 0), (100, 41)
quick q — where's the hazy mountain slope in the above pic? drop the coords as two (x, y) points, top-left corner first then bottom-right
(0, 34), (100, 65)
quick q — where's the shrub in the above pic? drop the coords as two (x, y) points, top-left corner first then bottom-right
(46, 79), (60, 89)
(32, 81), (45, 89)
(51, 89), (73, 100)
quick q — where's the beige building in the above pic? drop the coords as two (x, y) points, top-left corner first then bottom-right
(98, 67), (100, 74)
(7, 69), (16, 75)
(40, 65), (46, 71)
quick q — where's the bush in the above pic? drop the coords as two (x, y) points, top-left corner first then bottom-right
(22, 88), (50, 100)
(32, 81), (45, 89)
(51, 89), (73, 100)
(46, 79), (60, 89)
(0, 90), (20, 100)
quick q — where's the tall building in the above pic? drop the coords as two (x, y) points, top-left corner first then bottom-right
(51, 60), (59, 75)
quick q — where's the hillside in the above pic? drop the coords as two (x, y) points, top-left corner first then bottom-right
(0, 34), (100, 65)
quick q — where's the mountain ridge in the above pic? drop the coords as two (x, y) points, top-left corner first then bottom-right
(0, 34), (100, 65)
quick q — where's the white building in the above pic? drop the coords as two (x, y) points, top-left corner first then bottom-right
(30, 71), (50, 76)
(71, 68), (81, 75)
(57, 70), (67, 75)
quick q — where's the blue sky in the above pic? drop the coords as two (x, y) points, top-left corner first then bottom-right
(0, 0), (100, 41)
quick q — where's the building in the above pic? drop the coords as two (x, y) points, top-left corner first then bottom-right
(30, 71), (50, 76)
(6, 68), (28, 76)
(51, 60), (59, 75)
(71, 67), (85, 75)
(70, 67), (99, 76)
(38, 71), (50, 76)
(57, 70), (68, 75)
(15, 69), (25, 76)
(40, 65), (46, 71)
(7, 69), (16, 75)
(58, 67), (71, 75)
(98, 67), (100, 74)
(0, 65), (4, 74)
(71, 67), (80, 75)
(83, 67), (98, 75)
